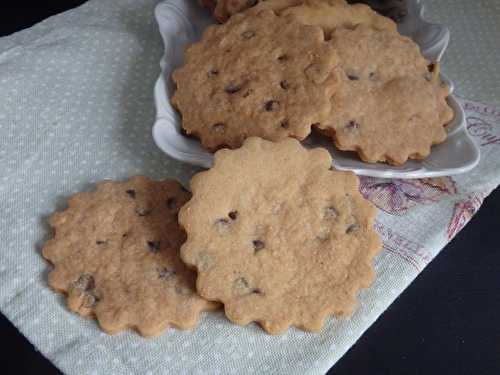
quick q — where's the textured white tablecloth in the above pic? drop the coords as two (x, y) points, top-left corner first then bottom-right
(0, 1), (499, 374)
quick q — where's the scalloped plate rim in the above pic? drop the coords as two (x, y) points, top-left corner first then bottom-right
(152, 0), (481, 179)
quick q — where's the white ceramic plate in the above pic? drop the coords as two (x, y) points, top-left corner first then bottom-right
(153, 0), (480, 178)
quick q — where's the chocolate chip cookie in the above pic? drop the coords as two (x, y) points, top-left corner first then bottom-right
(42, 176), (217, 337)
(179, 137), (382, 334)
(171, 9), (339, 150)
(317, 25), (454, 165)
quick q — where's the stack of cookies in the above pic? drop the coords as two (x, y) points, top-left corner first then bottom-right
(41, 0), (451, 337)
(174, 0), (453, 165)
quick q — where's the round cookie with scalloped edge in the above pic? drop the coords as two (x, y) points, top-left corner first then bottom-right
(42, 176), (218, 337)
(179, 137), (382, 334)
(316, 25), (454, 165)
(171, 9), (339, 151)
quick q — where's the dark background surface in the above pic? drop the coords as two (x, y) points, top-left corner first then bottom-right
(1, 2), (499, 375)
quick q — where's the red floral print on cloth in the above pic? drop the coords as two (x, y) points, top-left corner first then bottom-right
(359, 176), (457, 216)
(447, 193), (488, 240)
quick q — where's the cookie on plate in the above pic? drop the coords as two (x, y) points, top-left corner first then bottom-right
(316, 25), (454, 165)
(42, 176), (217, 337)
(172, 10), (339, 150)
(279, 0), (397, 38)
(179, 137), (382, 334)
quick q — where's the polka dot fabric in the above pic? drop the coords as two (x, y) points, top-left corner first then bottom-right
(425, 1), (500, 105)
(0, 1), (499, 374)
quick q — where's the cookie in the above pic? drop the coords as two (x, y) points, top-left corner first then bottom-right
(316, 25), (454, 165)
(172, 10), (339, 150)
(179, 137), (382, 334)
(42, 176), (217, 337)
(280, 0), (397, 38)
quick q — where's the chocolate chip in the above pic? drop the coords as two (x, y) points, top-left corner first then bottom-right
(241, 31), (255, 39)
(208, 69), (219, 77)
(75, 274), (95, 292)
(277, 54), (288, 62)
(265, 100), (280, 112)
(96, 240), (107, 246)
(236, 277), (249, 288)
(280, 120), (289, 129)
(126, 189), (136, 199)
(369, 72), (376, 80)
(346, 223), (360, 234)
(280, 80), (290, 90)
(228, 211), (238, 220)
(252, 239), (265, 252)
(242, 90), (252, 98)
(158, 267), (176, 280)
(147, 241), (161, 253)
(225, 83), (241, 94)
(212, 123), (225, 132)
(345, 120), (360, 130)
(135, 207), (152, 216)
(428, 63), (436, 73)
(166, 197), (176, 210)
(122, 233), (128, 238)
(251, 288), (263, 295)
(347, 74), (359, 81)
(324, 206), (338, 219)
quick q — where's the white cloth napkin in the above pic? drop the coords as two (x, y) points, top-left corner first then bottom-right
(1, 1), (499, 374)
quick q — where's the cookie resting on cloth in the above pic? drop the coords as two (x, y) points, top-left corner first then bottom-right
(42, 176), (217, 337)
(316, 25), (454, 165)
(171, 9), (339, 150)
(179, 137), (382, 334)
